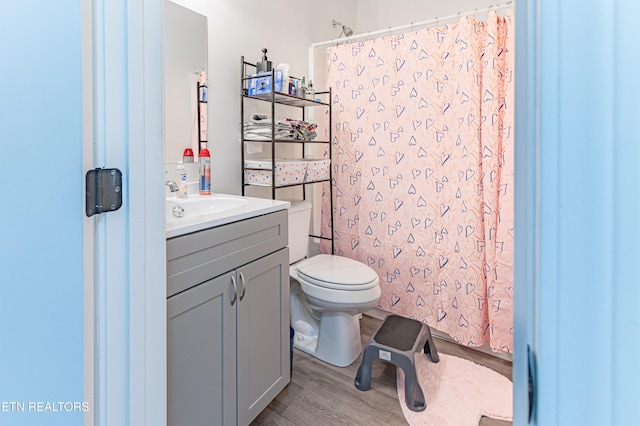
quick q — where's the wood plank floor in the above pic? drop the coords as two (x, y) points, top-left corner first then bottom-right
(253, 315), (512, 426)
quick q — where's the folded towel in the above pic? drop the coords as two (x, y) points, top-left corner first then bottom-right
(244, 133), (293, 141)
(250, 113), (290, 126)
(243, 115), (318, 141)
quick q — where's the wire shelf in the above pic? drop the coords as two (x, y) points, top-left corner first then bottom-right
(242, 92), (329, 108)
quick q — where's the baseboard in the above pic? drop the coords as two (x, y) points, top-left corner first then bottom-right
(363, 309), (513, 362)
(364, 307), (386, 320)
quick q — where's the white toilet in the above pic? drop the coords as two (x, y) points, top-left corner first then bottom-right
(288, 201), (381, 367)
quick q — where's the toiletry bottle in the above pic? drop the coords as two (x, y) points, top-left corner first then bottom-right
(277, 64), (290, 93)
(307, 80), (315, 100)
(177, 163), (188, 198)
(199, 147), (211, 195)
(183, 148), (194, 163)
(296, 76), (306, 97)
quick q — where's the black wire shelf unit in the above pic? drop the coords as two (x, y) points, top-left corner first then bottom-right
(240, 56), (334, 253)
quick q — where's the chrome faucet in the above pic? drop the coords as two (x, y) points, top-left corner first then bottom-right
(165, 181), (179, 192)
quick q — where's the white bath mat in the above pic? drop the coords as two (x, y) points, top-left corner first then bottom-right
(397, 353), (513, 425)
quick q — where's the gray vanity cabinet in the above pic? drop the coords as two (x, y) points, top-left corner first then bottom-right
(167, 210), (290, 426)
(236, 249), (290, 425)
(167, 270), (236, 426)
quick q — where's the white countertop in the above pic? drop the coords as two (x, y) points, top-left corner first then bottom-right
(166, 193), (290, 239)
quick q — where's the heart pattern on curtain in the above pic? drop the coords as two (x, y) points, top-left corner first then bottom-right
(323, 12), (514, 352)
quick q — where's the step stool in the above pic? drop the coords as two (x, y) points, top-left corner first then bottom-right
(354, 315), (440, 412)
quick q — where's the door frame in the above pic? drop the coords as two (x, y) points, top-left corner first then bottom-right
(514, 0), (538, 424)
(84, 0), (166, 424)
(82, 0), (542, 424)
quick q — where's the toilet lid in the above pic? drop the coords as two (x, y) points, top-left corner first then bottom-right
(295, 254), (379, 290)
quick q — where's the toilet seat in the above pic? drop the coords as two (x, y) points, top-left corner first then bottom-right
(295, 254), (379, 291)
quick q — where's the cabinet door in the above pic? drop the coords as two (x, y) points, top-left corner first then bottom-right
(236, 248), (290, 426)
(167, 271), (237, 426)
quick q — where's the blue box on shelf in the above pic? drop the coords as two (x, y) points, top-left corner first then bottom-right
(248, 69), (283, 95)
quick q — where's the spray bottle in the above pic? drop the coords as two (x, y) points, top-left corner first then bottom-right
(199, 147), (211, 196)
(183, 148), (194, 163)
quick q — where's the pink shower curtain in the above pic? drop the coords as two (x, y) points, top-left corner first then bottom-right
(324, 12), (514, 352)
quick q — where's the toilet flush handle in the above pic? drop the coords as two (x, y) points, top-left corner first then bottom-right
(239, 272), (247, 301)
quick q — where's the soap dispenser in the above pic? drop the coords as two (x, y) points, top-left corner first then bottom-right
(256, 48), (272, 73)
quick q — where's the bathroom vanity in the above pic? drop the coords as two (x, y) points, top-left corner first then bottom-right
(166, 195), (290, 425)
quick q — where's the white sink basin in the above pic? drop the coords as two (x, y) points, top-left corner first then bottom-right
(167, 195), (249, 219)
(166, 193), (290, 238)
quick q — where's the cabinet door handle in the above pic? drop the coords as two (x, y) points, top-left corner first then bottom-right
(239, 272), (247, 301)
(230, 275), (237, 306)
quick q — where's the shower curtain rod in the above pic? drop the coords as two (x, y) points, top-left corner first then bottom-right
(310, 1), (514, 48)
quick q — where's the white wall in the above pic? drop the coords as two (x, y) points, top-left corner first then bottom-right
(355, 0), (502, 32)
(168, 0), (358, 195)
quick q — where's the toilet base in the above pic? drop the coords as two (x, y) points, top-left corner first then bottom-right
(294, 311), (363, 367)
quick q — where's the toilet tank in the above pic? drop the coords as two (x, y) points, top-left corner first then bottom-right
(287, 200), (312, 264)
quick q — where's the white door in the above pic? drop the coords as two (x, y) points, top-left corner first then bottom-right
(0, 3), (88, 426)
(516, 1), (640, 425)
(0, 1), (166, 425)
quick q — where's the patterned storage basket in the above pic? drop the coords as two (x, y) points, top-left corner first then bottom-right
(244, 159), (308, 186)
(304, 159), (331, 183)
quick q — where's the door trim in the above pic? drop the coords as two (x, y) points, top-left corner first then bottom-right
(82, 0), (95, 424)
(514, 0), (539, 424)
(86, 0), (166, 424)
